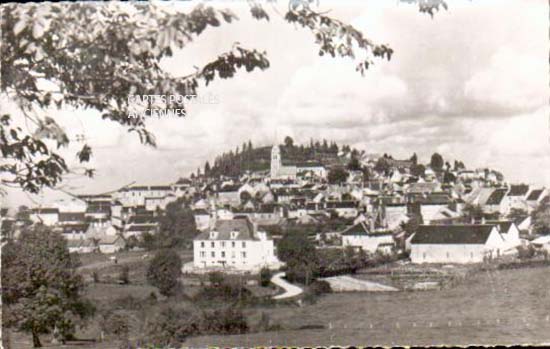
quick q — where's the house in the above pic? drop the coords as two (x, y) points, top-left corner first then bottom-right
(217, 184), (241, 207)
(30, 208), (60, 225)
(526, 188), (548, 213)
(325, 201), (358, 218)
(410, 224), (505, 264)
(501, 184), (530, 215)
(341, 222), (394, 253)
(487, 220), (522, 253)
(67, 239), (96, 254)
(383, 203), (409, 229)
(193, 208), (211, 231)
(59, 223), (89, 240)
(98, 235), (126, 254)
(192, 217), (281, 271)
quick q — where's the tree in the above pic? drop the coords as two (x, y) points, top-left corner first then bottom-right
(374, 158), (390, 176)
(259, 267), (272, 287)
(146, 249), (183, 297)
(284, 136), (294, 148)
(2, 225), (94, 347)
(347, 157), (361, 171)
(156, 197), (198, 249)
(240, 190), (252, 204)
(277, 232), (319, 285)
(327, 166), (349, 185)
(410, 163), (425, 177)
(461, 203), (485, 223)
(204, 161), (211, 177)
(410, 153), (418, 165)
(430, 153), (444, 171)
(3, 0), (431, 194)
(532, 197), (550, 235)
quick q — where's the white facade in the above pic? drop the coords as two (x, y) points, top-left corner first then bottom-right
(193, 219), (281, 272)
(342, 233), (394, 253)
(410, 226), (504, 264)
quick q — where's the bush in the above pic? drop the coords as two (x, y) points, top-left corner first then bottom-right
(517, 244), (536, 260)
(118, 265), (130, 285)
(92, 271), (100, 283)
(259, 267), (271, 287)
(309, 280), (332, 296)
(144, 306), (200, 347)
(208, 271), (225, 286)
(194, 282), (257, 305)
(101, 312), (129, 340)
(200, 306), (248, 335)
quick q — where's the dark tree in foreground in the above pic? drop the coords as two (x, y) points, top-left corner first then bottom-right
(430, 152), (444, 171)
(1, 225), (94, 347)
(146, 249), (183, 297)
(0, 0), (446, 195)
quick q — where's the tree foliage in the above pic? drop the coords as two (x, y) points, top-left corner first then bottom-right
(532, 196), (550, 235)
(327, 166), (349, 185)
(1, 1), (408, 194)
(430, 152), (444, 171)
(1, 225), (94, 347)
(146, 249), (183, 297)
(277, 232), (319, 285)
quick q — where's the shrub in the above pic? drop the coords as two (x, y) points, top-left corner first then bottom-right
(517, 244), (536, 260)
(309, 280), (332, 296)
(118, 265), (130, 285)
(208, 271), (225, 286)
(259, 267), (271, 287)
(194, 282), (257, 305)
(92, 271), (100, 283)
(200, 306), (248, 335)
(144, 306), (200, 347)
(146, 249), (183, 297)
(101, 312), (129, 340)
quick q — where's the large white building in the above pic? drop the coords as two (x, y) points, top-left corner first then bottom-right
(192, 217), (282, 272)
(410, 224), (505, 264)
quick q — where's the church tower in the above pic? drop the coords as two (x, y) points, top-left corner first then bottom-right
(271, 145), (281, 179)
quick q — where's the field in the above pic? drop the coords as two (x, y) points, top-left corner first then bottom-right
(186, 265), (550, 347)
(5, 257), (550, 348)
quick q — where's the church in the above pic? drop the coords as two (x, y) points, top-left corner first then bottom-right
(270, 145), (327, 180)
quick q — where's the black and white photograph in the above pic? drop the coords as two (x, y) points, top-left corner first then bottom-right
(0, 0), (549, 347)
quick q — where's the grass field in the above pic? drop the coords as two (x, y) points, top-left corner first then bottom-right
(185, 265), (550, 347)
(6, 257), (550, 348)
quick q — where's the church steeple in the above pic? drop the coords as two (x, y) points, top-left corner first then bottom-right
(271, 145), (281, 179)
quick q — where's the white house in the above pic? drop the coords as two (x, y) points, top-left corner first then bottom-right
(192, 217), (282, 271)
(30, 208), (60, 225)
(487, 220), (521, 253)
(98, 235), (126, 254)
(325, 201), (358, 218)
(410, 224), (505, 264)
(193, 208), (211, 231)
(341, 222), (394, 254)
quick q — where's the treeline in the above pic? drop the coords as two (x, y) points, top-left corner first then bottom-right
(201, 137), (355, 178)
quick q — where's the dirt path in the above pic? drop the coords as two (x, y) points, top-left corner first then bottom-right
(271, 272), (303, 299)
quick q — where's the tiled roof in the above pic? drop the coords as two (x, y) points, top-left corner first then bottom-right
(32, 208), (59, 214)
(411, 224), (496, 244)
(486, 188), (507, 205)
(527, 189), (544, 201)
(508, 184), (529, 196)
(59, 212), (86, 222)
(194, 217), (256, 241)
(342, 222), (370, 236)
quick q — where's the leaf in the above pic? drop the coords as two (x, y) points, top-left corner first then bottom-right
(13, 18), (26, 36)
(77, 144), (92, 162)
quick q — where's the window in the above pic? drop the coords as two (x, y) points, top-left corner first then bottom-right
(241, 251), (246, 258)
(201, 242), (205, 248)
(232, 241), (236, 248)
(221, 241), (226, 248)
(446, 252), (450, 259)
(211, 251), (215, 258)
(211, 241), (215, 248)
(423, 252), (426, 260)
(242, 241), (246, 248)
(200, 251), (205, 258)
(221, 251), (226, 258)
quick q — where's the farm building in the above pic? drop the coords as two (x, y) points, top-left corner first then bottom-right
(410, 224), (504, 264)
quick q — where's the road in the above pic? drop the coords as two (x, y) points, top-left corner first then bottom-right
(271, 272), (303, 299)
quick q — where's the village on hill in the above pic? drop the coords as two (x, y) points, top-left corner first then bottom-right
(3, 137), (549, 270)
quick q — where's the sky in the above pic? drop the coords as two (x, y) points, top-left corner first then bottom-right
(2, 0), (549, 208)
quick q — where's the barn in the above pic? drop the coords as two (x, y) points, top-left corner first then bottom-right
(410, 224), (504, 264)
